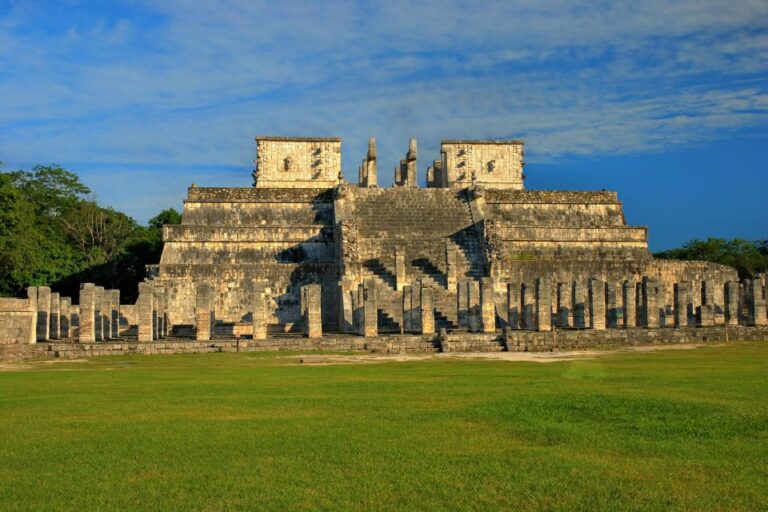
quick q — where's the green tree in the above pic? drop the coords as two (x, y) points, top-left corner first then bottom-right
(655, 238), (768, 279)
(148, 208), (182, 228)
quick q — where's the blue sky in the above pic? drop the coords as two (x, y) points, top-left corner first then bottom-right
(1, 0), (766, 250)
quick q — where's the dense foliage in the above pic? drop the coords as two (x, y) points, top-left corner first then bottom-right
(654, 238), (768, 279)
(0, 162), (180, 301)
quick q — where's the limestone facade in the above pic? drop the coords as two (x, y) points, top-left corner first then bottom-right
(3, 136), (763, 346)
(146, 136), (745, 338)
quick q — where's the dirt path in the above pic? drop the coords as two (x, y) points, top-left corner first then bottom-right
(295, 342), (715, 366)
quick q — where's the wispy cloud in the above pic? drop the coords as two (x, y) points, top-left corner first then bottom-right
(1, 0), (767, 221)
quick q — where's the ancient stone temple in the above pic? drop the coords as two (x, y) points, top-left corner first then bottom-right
(152, 135), (738, 336)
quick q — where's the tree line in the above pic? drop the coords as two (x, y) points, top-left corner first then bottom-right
(654, 238), (768, 280)
(0, 162), (180, 302)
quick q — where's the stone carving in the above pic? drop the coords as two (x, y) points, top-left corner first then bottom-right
(340, 220), (360, 261)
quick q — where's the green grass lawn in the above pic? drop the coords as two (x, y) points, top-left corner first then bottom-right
(1, 343), (767, 511)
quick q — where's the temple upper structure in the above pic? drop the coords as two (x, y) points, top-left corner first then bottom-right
(438, 140), (524, 190)
(252, 136), (342, 188)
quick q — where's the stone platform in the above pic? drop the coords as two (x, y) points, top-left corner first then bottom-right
(2, 326), (766, 362)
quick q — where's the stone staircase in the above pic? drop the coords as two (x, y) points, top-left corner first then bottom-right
(349, 187), (489, 334)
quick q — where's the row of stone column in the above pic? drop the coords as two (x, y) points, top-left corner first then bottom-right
(135, 281), (168, 342)
(77, 284), (121, 342)
(337, 278), (438, 337)
(192, 281), (325, 341)
(502, 276), (764, 331)
(27, 286), (76, 341)
(402, 281), (435, 335)
(456, 278), (499, 333)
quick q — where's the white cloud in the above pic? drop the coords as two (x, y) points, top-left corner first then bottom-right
(0, 0), (767, 221)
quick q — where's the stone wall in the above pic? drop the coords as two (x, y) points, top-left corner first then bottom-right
(0, 297), (36, 345)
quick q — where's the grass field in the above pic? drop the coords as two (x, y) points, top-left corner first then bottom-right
(1, 343), (767, 511)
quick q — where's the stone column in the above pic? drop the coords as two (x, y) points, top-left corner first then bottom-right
(359, 137), (378, 187)
(642, 277), (660, 328)
(725, 281), (739, 326)
(196, 282), (214, 341)
(697, 304), (714, 326)
(555, 282), (570, 328)
(137, 282), (154, 342)
(394, 246), (406, 291)
(60, 297), (71, 340)
(420, 285), (435, 335)
(108, 290), (120, 338)
(589, 278), (606, 330)
(338, 280), (355, 333)
(622, 281), (636, 328)
(480, 277), (496, 333)
(49, 292), (60, 339)
(747, 279), (767, 326)
(468, 280), (481, 332)
(605, 282), (618, 328)
(79, 283), (97, 343)
(93, 286), (104, 341)
(536, 277), (552, 332)
(457, 280), (469, 328)
(572, 281), (586, 329)
(701, 280), (722, 325)
(152, 285), (165, 340)
(402, 285), (413, 333)
(362, 280), (378, 337)
(520, 281), (536, 330)
(251, 282), (268, 340)
(100, 287), (113, 340)
(302, 284), (322, 338)
(70, 304), (80, 337)
(674, 282), (691, 327)
(507, 282), (520, 329)
(445, 242), (457, 290)
(35, 286), (51, 341)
